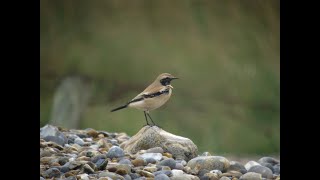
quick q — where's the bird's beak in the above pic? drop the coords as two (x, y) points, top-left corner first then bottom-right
(171, 77), (179, 80)
(168, 85), (174, 89)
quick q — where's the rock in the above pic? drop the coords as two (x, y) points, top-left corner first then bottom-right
(96, 159), (108, 170)
(132, 159), (146, 167)
(158, 158), (176, 169)
(219, 177), (230, 180)
(176, 159), (187, 166)
(138, 153), (163, 161)
(58, 157), (69, 166)
(200, 172), (219, 180)
(68, 161), (84, 170)
(98, 177), (113, 180)
(86, 129), (99, 138)
(115, 164), (132, 175)
(139, 170), (155, 178)
(228, 161), (247, 174)
(129, 173), (141, 179)
(119, 158), (132, 165)
(244, 161), (260, 171)
(198, 169), (210, 177)
(257, 157), (279, 166)
(146, 147), (164, 154)
(65, 177), (77, 180)
(42, 168), (61, 178)
(248, 165), (273, 179)
(40, 124), (67, 146)
(171, 169), (200, 180)
(239, 172), (262, 180)
(74, 137), (85, 146)
(259, 162), (274, 173)
(99, 172), (125, 179)
(175, 163), (184, 170)
(221, 171), (242, 178)
(82, 164), (95, 174)
(145, 157), (157, 164)
(187, 156), (230, 173)
(273, 164), (280, 175)
(40, 177), (45, 180)
(163, 152), (173, 158)
(64, 169), (80, 177)
(123, 174), (132, 180)
(153, 170), (172, 177)
(121, 126), (198, 161)
(78, 173), (89, 180)
(143, 166), (157, 173)
(155, 173), (170, 180)
(106, 146), (125, 159)
(91, 154), (106, 163)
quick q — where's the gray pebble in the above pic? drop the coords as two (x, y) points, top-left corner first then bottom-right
(119, 158), (132, 165)
(58, 157), (69, 166)
(40, 177), (45, 180)
(145, 157), (157, 164)
(228, 161), (247, 174)
(219, 177), (230, 180)
(210, 170), (222, 176)
(106, 146), (124, 159)
(95, 158), (108, 170)
(83, 164), (95, 174)
(273, 164), (280, 175)
(74, 137), (85, 146)
(257, 157), (279, 166)
(146, 147), (164, 154)
(248, 165), (273, 179)
(240, 172), (262, 180)
(138, 153), (162, 161)
(174, 163), (184, 170)
(153, 170), (172, 177)
(43, 168), (61, 178)
(244, 161), (261, 171)
(129, 173), (140, 179)
(155, 174), (170, 180)
(198, 169), (210, 177)
(65, 176), (77, 180)
(158, 158), (176, 169)
(91, 154), (106, 163)
(123, 174), (132, 180)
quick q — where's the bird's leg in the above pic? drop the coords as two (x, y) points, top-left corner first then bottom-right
(146, 112), (156, 126)
(143, 111), (150, 126)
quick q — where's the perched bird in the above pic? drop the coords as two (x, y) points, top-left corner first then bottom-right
(111, 73), (178, 126)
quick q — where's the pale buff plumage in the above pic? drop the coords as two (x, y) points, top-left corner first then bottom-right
(111, 73), (178, 126)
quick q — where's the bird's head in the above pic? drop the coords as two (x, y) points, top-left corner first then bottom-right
(157, 73), (179, 86)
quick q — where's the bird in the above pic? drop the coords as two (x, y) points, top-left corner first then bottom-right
(110, 73), (178, 126)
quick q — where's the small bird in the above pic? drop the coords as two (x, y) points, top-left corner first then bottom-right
(110, 73), (178, 126)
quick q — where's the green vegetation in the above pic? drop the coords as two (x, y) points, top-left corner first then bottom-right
(40, 0), (279, 156)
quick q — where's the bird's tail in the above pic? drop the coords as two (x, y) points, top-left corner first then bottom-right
(110, 104), (128, 112)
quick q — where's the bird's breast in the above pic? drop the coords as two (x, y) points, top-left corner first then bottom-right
(129, 88), (172, 111)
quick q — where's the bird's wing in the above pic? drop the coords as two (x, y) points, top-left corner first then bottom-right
(128, 86), (170, 104)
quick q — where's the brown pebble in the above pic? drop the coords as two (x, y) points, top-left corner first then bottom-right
(162, 152), (172, 158)
(108, 166), (117, 172)
(51, 162), (60, 166)
(139, 170), (155, 178)
(87, 129), (99, 138)
(132, 159), (145, 167)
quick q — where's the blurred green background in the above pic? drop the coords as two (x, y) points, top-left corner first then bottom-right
(40, 0), (279, 156)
